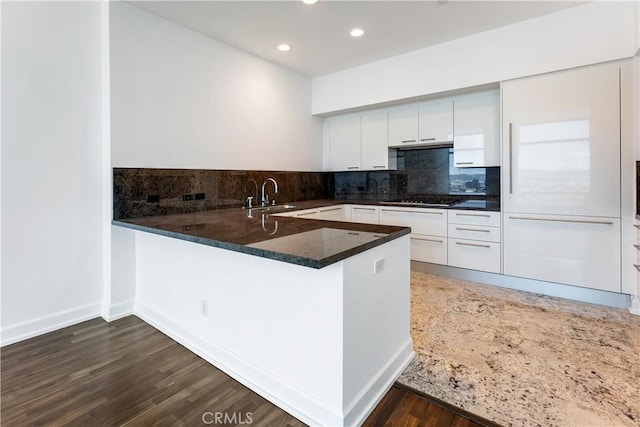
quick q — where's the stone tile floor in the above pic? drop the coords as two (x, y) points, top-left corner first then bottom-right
(398, 273), (640, 427)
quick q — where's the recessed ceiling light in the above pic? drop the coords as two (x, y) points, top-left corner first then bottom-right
(278, 44), (291, 52)
(350, 28), (364, 38)
(302, 0), (318, 4)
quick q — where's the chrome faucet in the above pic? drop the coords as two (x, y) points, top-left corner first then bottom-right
(261, 178), (278, 207)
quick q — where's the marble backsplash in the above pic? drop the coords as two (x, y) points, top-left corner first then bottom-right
(113, 169), (331, 220)
(636, 161), (639, 215)
(114, 150), (501, 219)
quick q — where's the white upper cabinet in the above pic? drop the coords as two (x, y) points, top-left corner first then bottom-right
(502, 62), (622, 217)
(328, 114), (361, 171)
(326, 110), (396, 171)
(361, 110), (396, 170)
(453, 90), (500, 168)
(418, 99), (454, 144)
(388, 104), (419, 147)
(388, 99), (453, 148)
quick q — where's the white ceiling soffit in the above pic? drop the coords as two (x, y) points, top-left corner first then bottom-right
(127, 1), (586, 78)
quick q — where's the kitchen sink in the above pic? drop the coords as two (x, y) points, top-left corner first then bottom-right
(248, 204), (297, 212)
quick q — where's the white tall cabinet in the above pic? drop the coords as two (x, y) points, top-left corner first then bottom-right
(502, 61), (628, 293)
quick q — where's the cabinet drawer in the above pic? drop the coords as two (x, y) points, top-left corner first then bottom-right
(448, 238), (501, 274)
(294, 209), (319, 219)
(379, 207), (447, 236)
(448, 210), (500, 227)
(448, 224), (501, 243)
(351, 205), (379, 224)
(503, 214), (620, 292)
(317, 206), (348, 222)
(411, 235), (447, 265)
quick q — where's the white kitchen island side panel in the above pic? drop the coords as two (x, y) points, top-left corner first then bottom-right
(133, 231), (413, 426)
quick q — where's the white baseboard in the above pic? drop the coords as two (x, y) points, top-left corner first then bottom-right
(412, 261), (632, 309)
(134, 301), (344, 426)
(345, 341), (415, 426)
(101, 299), (135, 322)
(1, 302), (102, 347)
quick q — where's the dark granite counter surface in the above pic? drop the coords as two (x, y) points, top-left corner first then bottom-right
(263, 198), (501, 212)
(113, 207), (410, 269)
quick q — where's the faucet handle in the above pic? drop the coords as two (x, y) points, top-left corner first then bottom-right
(247, 196), (253, 208)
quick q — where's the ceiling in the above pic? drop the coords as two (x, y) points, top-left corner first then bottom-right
(128, 1), (586, 78)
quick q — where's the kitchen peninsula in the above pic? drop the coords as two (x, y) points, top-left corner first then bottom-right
(113, 206), (414, 427)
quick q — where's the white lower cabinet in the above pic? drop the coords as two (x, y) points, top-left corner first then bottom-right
(379, 206), (448, 265)
(350, 205), (379, 224)
(448, 210), (501, 273)
(317, 205), (349, 221)
(503, 214), (621, 292)
(411, 235), (447, 265)
(448, 239), (501, 274)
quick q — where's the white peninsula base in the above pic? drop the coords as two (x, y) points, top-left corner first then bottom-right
(132, 231), (414, 426)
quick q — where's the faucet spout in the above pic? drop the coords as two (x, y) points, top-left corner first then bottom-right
(261, 178), (279, 207)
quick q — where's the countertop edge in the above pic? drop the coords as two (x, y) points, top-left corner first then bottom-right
(112, 219), (411, 269)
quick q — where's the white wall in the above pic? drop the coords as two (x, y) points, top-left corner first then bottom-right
(110, 2), (322, 171)
(1, 2), (104, 345)
(312, 1), (638, 114)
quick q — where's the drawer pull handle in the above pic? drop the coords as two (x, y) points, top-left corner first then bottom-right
(381, 208), (443, 215)
(455, 213), (491, 218)
(420, 138), (436, 142)
(508, 216), (613, 225)
(456, 242), (491, 249)
(401, 139), (417, 143)
(412, 237), (443, 243)
(372, 165), (386, 169)
(297, 211), (317, 216)
(455, 227), (490, 233)
(320, 207), (342, 213)
(455, 162), (474, 165)
(634, 264), (640, 272)
(347, 166), (359, 170)
(508, 122), (513, 194)
(353, 207), (375, 211)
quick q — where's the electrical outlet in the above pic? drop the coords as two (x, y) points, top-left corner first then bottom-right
(182, 194), (194, 201)
(201, 299), (208, 316)
(374, 258), (385, 274)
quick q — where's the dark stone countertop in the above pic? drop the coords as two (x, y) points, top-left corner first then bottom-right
(113, 207), (411, 269)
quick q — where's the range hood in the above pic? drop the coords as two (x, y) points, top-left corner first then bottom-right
(393, 141), (453, 150)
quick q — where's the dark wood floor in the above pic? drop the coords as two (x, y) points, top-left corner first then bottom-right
(1, 316), (491, 426)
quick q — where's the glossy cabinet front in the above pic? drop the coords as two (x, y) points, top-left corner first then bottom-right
(453, 90), (500, 168)
(328, 114), (361, 171)
(502, 62), (621, 217)
(503, 214), (621, 293)
(378, 206), (448, 265)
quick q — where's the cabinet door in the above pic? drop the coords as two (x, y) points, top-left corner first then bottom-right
(294, 209), (319, 219)
(502, 62), (621, 217)
(351, 205), (379, 224)
(411, 236), (447, 265)
(388, 104), (419, 147)
(329, 114), (361, 171)
(361, 110), (395, 170)
(378, 207), (447, 236)
(453, 90), (500, 167)
(503, 214), (621, 292)
(448, 238), (501, 273)
(419, 99), (454, 144)
(317, 206), (347, 221)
